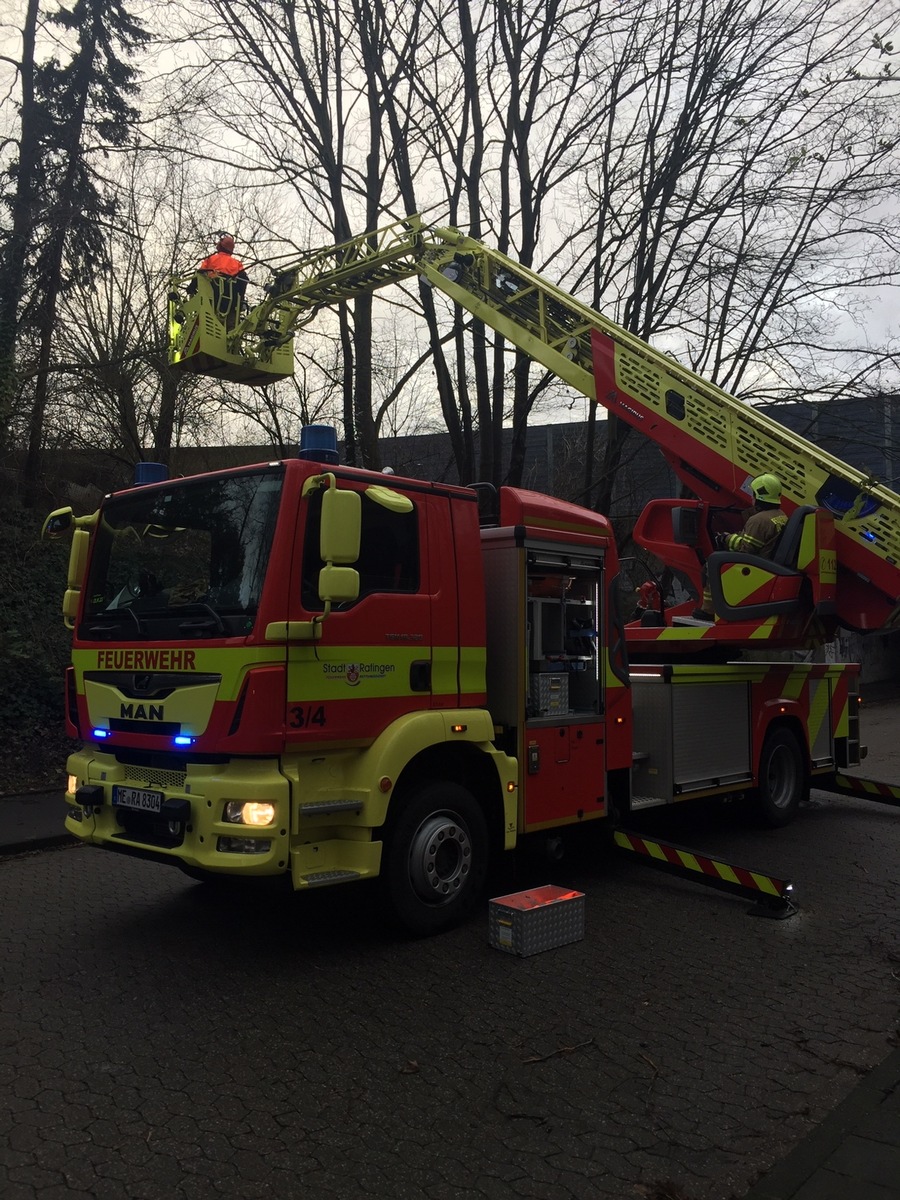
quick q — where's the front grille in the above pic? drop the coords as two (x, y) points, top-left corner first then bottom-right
(121, 766), (187, 790)
(114, 749), (227, 771)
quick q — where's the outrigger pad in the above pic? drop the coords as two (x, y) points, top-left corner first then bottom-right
(746, 894), (798, 920)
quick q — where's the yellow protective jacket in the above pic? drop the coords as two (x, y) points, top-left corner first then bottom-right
(723, 508), (788, 558)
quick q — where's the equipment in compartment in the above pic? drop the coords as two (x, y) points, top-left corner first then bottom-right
(529, 674), (569, 717)
(526, 568), (599, 718)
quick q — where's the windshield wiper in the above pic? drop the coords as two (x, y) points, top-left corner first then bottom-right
(86, 607), (146, 639)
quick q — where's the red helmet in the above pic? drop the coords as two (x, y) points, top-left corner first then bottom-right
(217, 234), (235, 253)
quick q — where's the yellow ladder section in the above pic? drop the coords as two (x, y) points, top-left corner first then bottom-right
(195, 216), (900, 601)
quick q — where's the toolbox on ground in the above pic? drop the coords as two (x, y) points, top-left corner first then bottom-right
(488, 884), (585, 956)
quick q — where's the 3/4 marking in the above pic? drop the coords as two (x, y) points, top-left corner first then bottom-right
(289, 704), (327, 729)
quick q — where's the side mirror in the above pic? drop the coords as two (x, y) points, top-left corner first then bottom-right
(365, 484), (413, 514)
(62, 528), (91, 629)
(43, 507), (73, 539)
(320, 487), (361, 563)
(318, 565), (360, 604)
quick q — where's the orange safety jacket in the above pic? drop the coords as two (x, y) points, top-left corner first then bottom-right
(199, 252), (246, 277)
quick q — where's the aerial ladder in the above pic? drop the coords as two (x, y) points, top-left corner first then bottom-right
(168, 214), (900, 648)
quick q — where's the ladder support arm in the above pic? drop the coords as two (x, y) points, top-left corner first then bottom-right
(168, 214), (900, 632)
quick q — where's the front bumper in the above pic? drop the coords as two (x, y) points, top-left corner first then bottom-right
(66, 749), (290, 876)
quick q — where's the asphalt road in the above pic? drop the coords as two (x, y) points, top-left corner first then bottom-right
(2, 707), (900, 1200)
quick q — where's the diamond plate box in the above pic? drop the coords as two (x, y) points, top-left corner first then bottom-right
(488, 884), (585, 956)
(529, 674), (568, 717)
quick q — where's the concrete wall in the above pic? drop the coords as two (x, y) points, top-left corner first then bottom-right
(825, 628), (900, 685)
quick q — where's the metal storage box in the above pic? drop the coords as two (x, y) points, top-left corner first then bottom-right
(488, 885), (585, 956)
(529, 673), (568, 717)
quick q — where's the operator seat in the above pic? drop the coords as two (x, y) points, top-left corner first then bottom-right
(706, 505), (819, 621)
(769, 506), (816, 569)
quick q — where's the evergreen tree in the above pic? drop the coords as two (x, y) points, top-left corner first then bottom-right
(0, 0), (148, 485)
(0, 0), (41, 452)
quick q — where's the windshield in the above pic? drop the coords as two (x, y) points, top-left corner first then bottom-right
(81, 468), (284, 639)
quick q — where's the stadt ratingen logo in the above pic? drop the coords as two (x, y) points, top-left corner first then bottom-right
(322, 661), (395, 685)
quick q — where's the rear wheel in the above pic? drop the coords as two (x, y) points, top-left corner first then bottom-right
(755, 727), (806, 827)
(383, 783), (489, 936)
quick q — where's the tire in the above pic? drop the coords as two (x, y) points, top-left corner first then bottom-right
(383, 782), (489, 936)
(755, 727), (807, 828)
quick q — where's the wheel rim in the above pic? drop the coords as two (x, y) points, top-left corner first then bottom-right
(407, 811), (473, 905)
(766, 744), (798, 809)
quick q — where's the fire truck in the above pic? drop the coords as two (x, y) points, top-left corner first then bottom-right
(46, 216), (900, 934)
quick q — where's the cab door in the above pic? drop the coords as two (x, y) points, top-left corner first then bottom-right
(285, 483), (435, 746)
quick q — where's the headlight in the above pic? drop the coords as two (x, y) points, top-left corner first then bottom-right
(67, 774), (78, 795)
(223, 801), (276, 826)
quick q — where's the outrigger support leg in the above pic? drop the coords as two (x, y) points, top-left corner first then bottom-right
(613, 830), (798, 920)
(821, 773), (900, 809)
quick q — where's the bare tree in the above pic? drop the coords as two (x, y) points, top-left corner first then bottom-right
(154, 0), (899, 513)
(569, 0), (900, 512)
(46, 149), (237, 468)
(368, 0), (647, 486)
(173, 0), (411, 468)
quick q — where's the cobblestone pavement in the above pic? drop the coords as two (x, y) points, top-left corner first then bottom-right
(2, 773), (899, 1200)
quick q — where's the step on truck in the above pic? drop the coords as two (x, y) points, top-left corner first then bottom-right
(46, 216), (900, 933)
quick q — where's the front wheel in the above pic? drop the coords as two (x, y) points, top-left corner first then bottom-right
(382, 783), (489, 936)
(755, 727), (807, 828)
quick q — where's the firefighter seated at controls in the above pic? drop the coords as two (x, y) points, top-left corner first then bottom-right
(186, 233), (249, 322)
(693, 473), (789, 621)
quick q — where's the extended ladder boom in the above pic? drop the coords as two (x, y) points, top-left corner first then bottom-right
(168, 215), (900, 632)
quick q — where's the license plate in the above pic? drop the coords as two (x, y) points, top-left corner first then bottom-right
(113, 785), (164, 814)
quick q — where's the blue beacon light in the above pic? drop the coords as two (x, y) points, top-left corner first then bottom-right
(298, 424), (339, 465)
